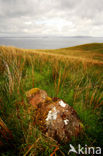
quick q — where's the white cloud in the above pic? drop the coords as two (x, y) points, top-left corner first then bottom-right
(0, 0), (103, 36)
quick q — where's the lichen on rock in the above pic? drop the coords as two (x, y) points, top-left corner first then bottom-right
(59, 100), (66, 107)
(64, 119), (69, 125)
(26, 88), (40, 98)
(26, 88), (83, 143)
(46, 107), (58, 122)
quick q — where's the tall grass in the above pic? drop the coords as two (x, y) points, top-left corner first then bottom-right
(0, 45), (103, 155)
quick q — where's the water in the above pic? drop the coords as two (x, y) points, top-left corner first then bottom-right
(0, 37), (103, 49)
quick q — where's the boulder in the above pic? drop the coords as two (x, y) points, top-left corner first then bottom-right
(26, 88), (83, 143)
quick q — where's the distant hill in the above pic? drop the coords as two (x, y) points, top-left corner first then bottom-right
(67, 43), (103, 52)
(0, 43), (103, 63)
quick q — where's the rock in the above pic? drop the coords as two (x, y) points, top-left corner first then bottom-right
(26, 88), (83, 143)
(26, 88), (48, 109)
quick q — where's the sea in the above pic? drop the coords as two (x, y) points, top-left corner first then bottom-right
(0, 37), (103, 49)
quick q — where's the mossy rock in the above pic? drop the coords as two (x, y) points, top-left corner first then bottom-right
(45, 96), (52, 102)
(26, 88), (40, 98)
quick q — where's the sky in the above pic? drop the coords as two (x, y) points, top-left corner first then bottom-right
(0, 0), (103, 37)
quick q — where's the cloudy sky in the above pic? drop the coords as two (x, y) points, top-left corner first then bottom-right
(0, 0), (103, 37)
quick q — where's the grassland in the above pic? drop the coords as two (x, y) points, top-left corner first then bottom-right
(0, 43), (103, 155)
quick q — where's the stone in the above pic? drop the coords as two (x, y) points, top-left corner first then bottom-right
(26, 88), (83, 143)
(26, 88), (48, 109)
(45, 99), (83, 142)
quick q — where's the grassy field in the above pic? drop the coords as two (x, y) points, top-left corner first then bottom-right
(0, 43), (103, 155)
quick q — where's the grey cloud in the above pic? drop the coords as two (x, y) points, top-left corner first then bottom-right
(0, 0), (103, 36)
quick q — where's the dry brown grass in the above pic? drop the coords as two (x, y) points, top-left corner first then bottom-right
(0, 44), (103, 155)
